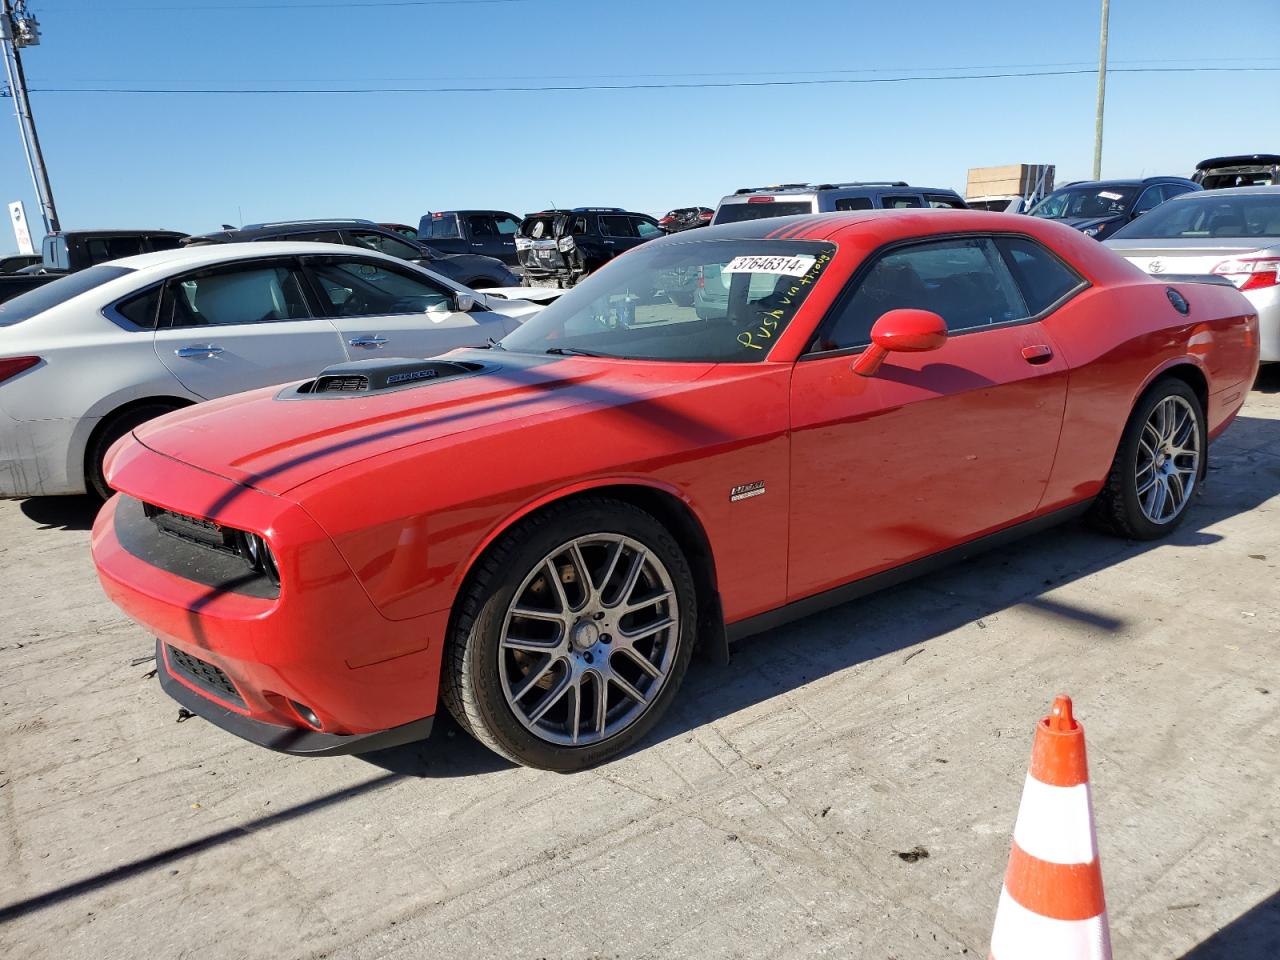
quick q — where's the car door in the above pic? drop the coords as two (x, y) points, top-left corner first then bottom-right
(492, 213), (522, 264)
(464, 215), (506, 262)
(598, 215), (640, 258)
(305, 255), (509, 358)
(787, 235), (1072, 601)
(152, 258), (349, 399)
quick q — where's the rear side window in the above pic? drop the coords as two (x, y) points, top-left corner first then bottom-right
(834, 197), (873, 211)
(467, 215), (498, 237)
(815, 237), (1027, 351)
(880, 195), (924, 209)
(599, 216), (637, 238)
(111, 286), (163, 329)
(0, 265), (134, 327)
(430, 215), (460, 239)
(995, 237), (1084, 314)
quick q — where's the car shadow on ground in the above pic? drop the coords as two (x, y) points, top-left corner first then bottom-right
(1179, 888), (1280, 958)
(17, 493), (99, 531)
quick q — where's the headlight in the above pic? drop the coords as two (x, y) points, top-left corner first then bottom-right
(557, 236), (576, 253)
(237, 531), (280, 585)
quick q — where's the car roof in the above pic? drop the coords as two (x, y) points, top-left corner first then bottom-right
(433, 209), (517, 216)
(1057, 177), (1195, 189)
(186, 220), (387, 243)
(1167, 184), (1280, 199)
(106, 241), (404, 273)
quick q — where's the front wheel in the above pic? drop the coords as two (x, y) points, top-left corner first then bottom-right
(1090, 377), (1206, 539)
(441, 499), (696, 771)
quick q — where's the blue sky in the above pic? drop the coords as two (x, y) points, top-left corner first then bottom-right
(2, 0), (1275, 244)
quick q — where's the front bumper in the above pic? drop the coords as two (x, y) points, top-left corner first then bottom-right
(92, 440), (446, 751)
(156, 639), (432, 755)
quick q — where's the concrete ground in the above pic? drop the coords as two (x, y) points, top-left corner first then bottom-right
(2, 370), (1278, 960)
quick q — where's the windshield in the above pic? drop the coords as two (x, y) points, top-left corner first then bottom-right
(713, 200), (814, 224)
(500, 238), (835, 362)
(0, 265), (134, 327)
(1031, 186), (1138, 220)
(1111, 194), (1280, 240)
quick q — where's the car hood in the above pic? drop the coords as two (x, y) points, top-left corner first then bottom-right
(129, 351), (716, 497)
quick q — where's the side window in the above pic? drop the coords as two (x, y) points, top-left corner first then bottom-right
(146, 235), (183, 252)
(834, 196), (873, 211)
(285, 230), (344, 244)
(995, 236), (1084, 315)
(815, 237), (1027, 351)
(1133, 186), (1165, 215)
(87, 236), (144, 264)
(926, 194), (968, 209)
(634, 218), (662, 238)
(430, 215), (460, 240)
(467, 216), (498, 238)
(1163, 184), (1195, 200)
(599, 216), (637, 238)
(494, 216), (521, 236)
(346, 230), (424, 261)
(112, 286), (163, 329)
(307, 258), (451, 316)
(572, 217), (588, 236)
(163, 265), (312, 328)
(880, 195), (925, 209)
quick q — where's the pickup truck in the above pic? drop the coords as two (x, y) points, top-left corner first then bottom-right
(0, 229), (187, 305)
(417, 210), (523, 266)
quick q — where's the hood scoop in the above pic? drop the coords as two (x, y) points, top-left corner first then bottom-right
(289, 357), (488, 399)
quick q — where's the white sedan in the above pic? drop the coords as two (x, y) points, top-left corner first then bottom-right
(0, 242), (546, 499)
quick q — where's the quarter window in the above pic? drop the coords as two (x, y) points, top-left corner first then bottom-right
(113, 286), (163, 329)
(815, 237), (1027, 351)
(308, 258), (451, 316)
(164, 265), (312, 328)
(994, 237), (1084, 314)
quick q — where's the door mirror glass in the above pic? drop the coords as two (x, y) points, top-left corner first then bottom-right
(852, 309), (947, 377)
(452, 292), (475, 313)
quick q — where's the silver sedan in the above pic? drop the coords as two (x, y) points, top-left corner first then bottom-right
(1107, 185), (1280, 361)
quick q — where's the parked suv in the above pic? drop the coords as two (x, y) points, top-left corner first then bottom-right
(1192, 154), (1280, 190)
(184, 219), (519, 289)
(419, 210), (523, 265)
(711, 182), (967, 225)
(1028, 177), (1200, 240)
(516, 208), (663, 287)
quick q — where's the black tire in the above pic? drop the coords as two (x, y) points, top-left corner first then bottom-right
(1089, 377), (1206, 540)
(465, 278), (496, 290)
(441, 498), (697, 771)
(86, 402), (182, 501)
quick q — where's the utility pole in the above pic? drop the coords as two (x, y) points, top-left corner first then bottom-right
(1, 0), (59, 234)
(1092, 0), (1110, 181)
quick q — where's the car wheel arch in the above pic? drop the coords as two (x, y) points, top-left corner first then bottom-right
(1127, 360), (1210, 481)
(82, 395), (196, 485)
(451, 480), (726, 662)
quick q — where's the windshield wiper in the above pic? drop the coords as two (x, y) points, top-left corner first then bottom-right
(544, 346), (614, 358)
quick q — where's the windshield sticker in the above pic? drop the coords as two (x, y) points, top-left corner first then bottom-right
(1097, 191), (1123, 200)
(723, 254), (816, 278)
(735, 250), (832, 352)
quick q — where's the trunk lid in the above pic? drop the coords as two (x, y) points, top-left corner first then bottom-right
(1105, 238), (1268, 276)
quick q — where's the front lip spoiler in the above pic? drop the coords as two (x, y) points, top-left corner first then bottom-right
(155, 640), (433, 757)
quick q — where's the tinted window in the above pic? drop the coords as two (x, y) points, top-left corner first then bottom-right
(165, 266), (311, 328)
(113, 286), (163, 329)
(86, 236), (144, 264)
(429, 215), (460, 239)
(1111, 194), (1280, 240)
(494, 216), (521, 236)
(816, 237), (1027, 351)
(147, 235), (184, 252)
(995, 237), (1083, 314)
(1133, 186), (1165, 215)
(0, 265), (134, 327)
(634, 219), (662, 238)
(835, 197), (873, 211)
(714, 201), (813, 224)
(285, 230), (343, 244)
(1031, 185), (1138, 219)
(599, 216), (637, 238)
(881, 195), (924, 209)
(308, 259), (450, 316)
(927, 194), (968, 209)
(571, 217), (588, 236)
(467, 215), (498, 238)
(346, 230), (424, 261)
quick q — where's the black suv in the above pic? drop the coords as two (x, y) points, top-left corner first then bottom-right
(516, 208), (663, 287)
(418, 210), (523, 265)
(1027, 177), (1200, 240)
(184, 219), (519, 289)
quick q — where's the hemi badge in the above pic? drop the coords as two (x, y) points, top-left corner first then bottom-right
(730, 481), (765, 502)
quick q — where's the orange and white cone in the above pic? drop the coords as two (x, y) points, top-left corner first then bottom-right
(989, 695), (1112, 960)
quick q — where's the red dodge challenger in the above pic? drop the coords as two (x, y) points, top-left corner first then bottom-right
(91, 211), (1259, 770)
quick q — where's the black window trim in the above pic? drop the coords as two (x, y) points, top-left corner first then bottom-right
(102, 279), (166, 332)
(801, 231), (1090, 360)
(158, 256), (325, 330)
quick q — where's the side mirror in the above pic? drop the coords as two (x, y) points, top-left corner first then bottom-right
(851, 309), (948, 377)
(453, 292), (475, 313)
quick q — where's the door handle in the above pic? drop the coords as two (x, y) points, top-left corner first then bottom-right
(349, 336), (389, 348)
(175, 345), (223, 358)
(603, 240), (616, 245)
(1021, 344), (1054, 364)
(471, 243), (485, 248)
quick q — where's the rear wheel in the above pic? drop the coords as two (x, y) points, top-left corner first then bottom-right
(86, 402), (182, 501)
(441, 499), (696, 771)
(1091, 378), (1205, 539)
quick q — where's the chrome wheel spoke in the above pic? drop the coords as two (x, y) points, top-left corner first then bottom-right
(616, 645), (662, 680)
(609, 672), (649, 706)
(502, 635), (562, 654)
(1136, 395), (1200, 525)
(527, 671), (572, 724)
(623, 590), (672, 615)
(511, 654), (562, 702)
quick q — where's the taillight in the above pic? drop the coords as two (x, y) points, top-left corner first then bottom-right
(0, 356), (40, 384)
(1211, 256), (1280, 291)
(747, 196), (775, 204)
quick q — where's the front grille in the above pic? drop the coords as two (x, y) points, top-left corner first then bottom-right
(315, 374), (369, 393)
(167, 645), (244, 707)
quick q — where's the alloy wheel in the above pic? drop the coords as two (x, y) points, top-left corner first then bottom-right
(1136, 394), (1200, 524)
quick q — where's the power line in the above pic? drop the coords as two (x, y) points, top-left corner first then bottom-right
(24, 65), (1280, 96)
(40, 0), (530, 8)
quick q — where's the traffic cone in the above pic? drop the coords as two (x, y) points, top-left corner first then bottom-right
(989, 695), (1112, 960)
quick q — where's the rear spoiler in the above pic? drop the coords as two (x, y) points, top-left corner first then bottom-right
(1152, 274), (1237, 287)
